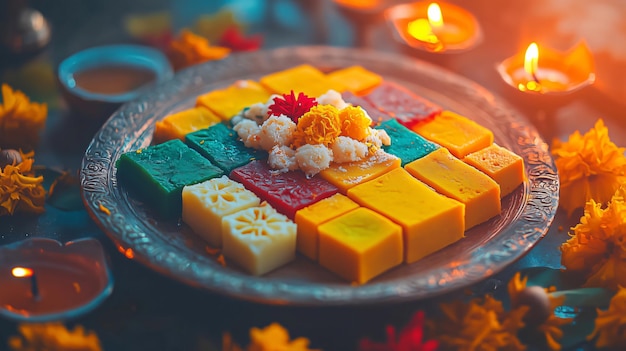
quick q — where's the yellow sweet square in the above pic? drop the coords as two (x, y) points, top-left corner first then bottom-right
(259, 64), (346, 97)
(196, 80), (271, 120)
(318, 207), (403, 284)
(348, 168), (465, 264)
(153, 107), (220, 144)
(327, 66), (382, 95)
(412, 110), (493, 158)
(294, 194), (360, 260)
(405, 148), (501, 230)
(464, 143), (525, 197)
(320, 151), (400, 194)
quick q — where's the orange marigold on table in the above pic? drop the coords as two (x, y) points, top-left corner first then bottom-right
(8, 323), (102, 351)
(508, 273), (571, 350)
(0, 84), (47, 150)
(561, 186), (626, 290)
(588, 286), (626, 350)
(292, 105), (342, 148)
(0, 150), (45, 216)
(167, 29), (230, 71)
(551, 119), (626, 216)
(339, 106), (371, 141)
(426, 295), (527, 351)
(223, 323), (319, 351)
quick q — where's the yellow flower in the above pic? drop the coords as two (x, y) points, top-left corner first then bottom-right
(0, 150), (45, 216)
(588, 286), (626, 349)
(0, 84), (47, 150)
(222, 324), (319, 351)
(167, 29), (231, 71)
(292, 105), (341, 148)
(508, 273), (572, 350)
(338, 106), (371, 141)
(427, 295), (527, 351)
(551, 119), (626, 216)
(561, 186), (626, 290)
(248, 323), (318, 351)
(8, 323), (102, 351)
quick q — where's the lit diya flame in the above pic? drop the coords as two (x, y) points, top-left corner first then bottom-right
(386, 1), (482, 53)
(497, 41), (596, 95)
(12, 267), (33, 278)
(12, 267), (39, 300)
(407, 3), (443, 47)
(523, 42), (541, 92)
(427, 3), (443, 29)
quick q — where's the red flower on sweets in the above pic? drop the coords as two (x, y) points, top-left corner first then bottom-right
(218, 25), (263, 52)
(268, 91), (318, 123)
(359, 311), (438, 351)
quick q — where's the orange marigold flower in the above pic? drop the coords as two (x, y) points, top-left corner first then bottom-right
(561, 186), (626, 290)
(508, 273), (572, 350)
(248, 323), (319, 351)
(292, 105), (341, 148)
(0, 150), (45, 216)
(8, 323), (102, 351)
(167, 29), (230, 71)
(551, 119), (626, 216)
(0, 84), (47, 150)
(588, 286), (626, 350)
(339, 106), (372, 141)
(427, 295), (527, 351)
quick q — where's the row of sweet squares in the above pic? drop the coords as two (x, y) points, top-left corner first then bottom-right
(115, 64), (525, 284)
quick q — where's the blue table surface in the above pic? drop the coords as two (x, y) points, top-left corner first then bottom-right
(1, 0), (622, 350)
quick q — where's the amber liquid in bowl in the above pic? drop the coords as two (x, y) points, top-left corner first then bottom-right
(73, 65), (156, 95)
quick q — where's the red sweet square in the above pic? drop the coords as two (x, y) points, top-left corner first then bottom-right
(363, 82), (442, 128)
(230, 161), (339, 219)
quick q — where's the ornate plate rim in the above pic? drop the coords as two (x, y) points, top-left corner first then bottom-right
(80, 46), (559, 305)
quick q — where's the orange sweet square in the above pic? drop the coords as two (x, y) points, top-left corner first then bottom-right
(260, 64), (346, 97)
(463, 143), (525, 197)
(327, 66), (382, 95)
(153, 107), (220, 144)
(196, 80), (271, 120)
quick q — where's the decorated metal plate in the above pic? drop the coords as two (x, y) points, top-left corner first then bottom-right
(80, 46), (558, 305)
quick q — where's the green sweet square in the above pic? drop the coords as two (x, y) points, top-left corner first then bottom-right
(376, 119), (439, 166)
(185, 123), (266, 174)
(116, 139), (223, 218)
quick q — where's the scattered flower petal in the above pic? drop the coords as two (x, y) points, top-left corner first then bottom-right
(0, 84), (47, 150)
(167, 29), (230, 71)
(508, 273), (572, 350)
(588, 285), (626, 350)
(0, 150), (45, 216)
(218, 25), (263, 52)
(427, 295), (527, 351)
(249, 323), (319, 351)
(8, 323), (102, 351)
(359, 310), (438, 351)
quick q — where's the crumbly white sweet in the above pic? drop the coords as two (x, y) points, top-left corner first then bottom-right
(268, 145), (298, 173)
(331, 136), (368, 163)
(258, 115), (297, 150)
(317, 89), (350, 109)
(295, 144), (333, 178)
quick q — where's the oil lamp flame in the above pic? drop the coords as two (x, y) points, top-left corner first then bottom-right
(12, 267), (33, 278)
(427, 3), (443, 28)
(524, 42), (539, 79)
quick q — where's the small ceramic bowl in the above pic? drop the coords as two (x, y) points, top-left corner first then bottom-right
(58, 44), (173, 122)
